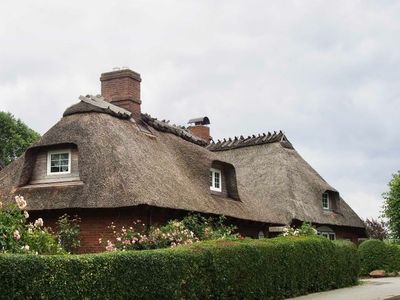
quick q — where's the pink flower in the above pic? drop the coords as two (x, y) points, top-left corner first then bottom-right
(105, 240), (116, 251)
(34, 218), (43, 227)
(15, 195), (27, 210)
(13, 230), (21, 240)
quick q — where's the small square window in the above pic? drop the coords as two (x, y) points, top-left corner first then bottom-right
(210, 168), (222, 192)
(47, 150), (71, 175)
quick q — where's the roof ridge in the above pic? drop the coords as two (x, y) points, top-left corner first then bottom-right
(141, 113), (208, 147)
(207, 131), (294, 151)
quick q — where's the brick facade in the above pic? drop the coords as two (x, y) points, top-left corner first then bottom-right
(29, 206), (365, 253)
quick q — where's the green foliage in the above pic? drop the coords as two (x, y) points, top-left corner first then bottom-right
(359, 239), (400, 275)
(0, 196), (63, 255)
(57, 214), (81, 253)
(383, 171), (400, 239)
(181, 213), (238, 240)
(281, 222), (318, 237)
(103, 214), (238, 251)
(0, 237), (358, 299)
(0, 111), (40, 166)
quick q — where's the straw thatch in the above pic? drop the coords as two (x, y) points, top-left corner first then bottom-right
(0, 96), (364, 228)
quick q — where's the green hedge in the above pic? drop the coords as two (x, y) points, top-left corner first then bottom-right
(0, 237), (358, 299)
(359, 239), (400, 275)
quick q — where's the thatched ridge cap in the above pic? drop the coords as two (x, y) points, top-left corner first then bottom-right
(207, 130), (294, 151)
(141, 113), (208, 147)
(63, 95), (132, 120)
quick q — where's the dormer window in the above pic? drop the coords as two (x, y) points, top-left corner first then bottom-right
(322, 192), (329, 210)
(47, 150), (71, 175)
(209, 168), (222, 192)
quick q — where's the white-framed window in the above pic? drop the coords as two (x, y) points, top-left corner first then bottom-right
(258, 231), (265, 239)
(47, 150), (71, 175)
(209, 168), (222, 192)
(320, 232), (336, 241)
(322, 192), (329, 210)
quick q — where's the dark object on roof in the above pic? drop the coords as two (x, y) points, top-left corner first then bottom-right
(188, 117), (210, 125)
(208, 131), (294, 151)
(0, 159), (4, 171)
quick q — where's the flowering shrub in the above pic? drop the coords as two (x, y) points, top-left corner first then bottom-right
(102, 214), (238, 251)
(103, 219), (198, 251)
(281, 222), (318, 237)
(57, 214), (81, 253)
(0, 196), (64, 254)
(182, 214), (238, 240)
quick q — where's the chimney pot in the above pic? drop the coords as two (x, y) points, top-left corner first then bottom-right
(100, 69), (142, 119)
(187, 116), (211, 143)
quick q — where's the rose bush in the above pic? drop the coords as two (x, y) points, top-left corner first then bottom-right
(102, 214), (238, 251)
(0, 196), (64, 254)
(281, 222), (318, 237)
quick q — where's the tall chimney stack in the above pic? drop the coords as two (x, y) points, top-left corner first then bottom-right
(100, 68), (142, 119)
(188, 117), (211, 143)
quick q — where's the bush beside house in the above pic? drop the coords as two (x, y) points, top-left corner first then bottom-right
(359, 239), (400, 275)
(0, 237), (358, 299)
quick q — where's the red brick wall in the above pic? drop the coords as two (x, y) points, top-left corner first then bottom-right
(188, 125), (210, 143)
(29, 207), (366, 253)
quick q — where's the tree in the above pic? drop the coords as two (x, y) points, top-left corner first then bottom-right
(0, 112), (40, 166)
(364, 218), (388, 240)
(382, 171), (400, 239)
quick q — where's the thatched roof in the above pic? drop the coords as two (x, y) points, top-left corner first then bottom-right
(212, 142), (364, 228)
(0, 96), (364, 228)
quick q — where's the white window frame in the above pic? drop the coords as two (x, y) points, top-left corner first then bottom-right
(47, 149), (72, 176)
(322, 192), (330, 210)
(320, 232), (336, 241)
(210, 168), (222, 192)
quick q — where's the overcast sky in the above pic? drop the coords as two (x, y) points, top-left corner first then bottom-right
(1, 1), (399, 220)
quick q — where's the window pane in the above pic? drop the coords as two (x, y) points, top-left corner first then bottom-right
(61, 153), (69, 160)
(214, 172), (220, 188)
(60, 159), (69, 165)
(49, 152), (70, 173)
(50, 154), (60, 160)
(209, 171), (213, 187)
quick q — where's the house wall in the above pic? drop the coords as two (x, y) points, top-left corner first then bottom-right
(29, 207), (366, 253)
(30, 148), (80, 184)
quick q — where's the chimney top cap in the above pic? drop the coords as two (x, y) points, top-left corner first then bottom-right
(100, 68), (141, 82)
(188, 116), (210, 125)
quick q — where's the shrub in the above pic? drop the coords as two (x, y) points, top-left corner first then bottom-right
(0, 236), (359, 299)
(0, 196), (63, 254)
(359, 239), (400, 275)
(281, 222), (318, 237)
(102, 214), (238, 251)
(57, 214), (81, 253)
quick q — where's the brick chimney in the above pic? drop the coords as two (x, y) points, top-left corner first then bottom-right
(188, 117), (211, 143)
(100, 68), (142, 119)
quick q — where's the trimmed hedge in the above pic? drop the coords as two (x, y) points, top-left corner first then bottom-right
(0, 237), (358, 299)
(359, 239), (400, 275)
